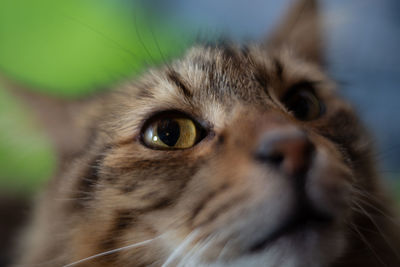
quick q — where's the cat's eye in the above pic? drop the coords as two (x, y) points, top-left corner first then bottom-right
(283, 85), (324, 121)
(142, 113), (204, 150)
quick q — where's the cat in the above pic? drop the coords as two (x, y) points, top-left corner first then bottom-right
(4, 0), (400, 266)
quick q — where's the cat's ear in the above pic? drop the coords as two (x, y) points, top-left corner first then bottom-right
(0, 73), (103, 161)
(264, 0), (323, 65)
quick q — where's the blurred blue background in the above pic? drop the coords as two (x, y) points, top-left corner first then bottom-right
(162, 0), (400, 183)
(0, 0), (399, 196)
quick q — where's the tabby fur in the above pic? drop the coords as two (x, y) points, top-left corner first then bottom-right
(6, 0), (400, 266)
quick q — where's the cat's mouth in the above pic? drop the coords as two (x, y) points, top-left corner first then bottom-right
(247, 200), (334, 254)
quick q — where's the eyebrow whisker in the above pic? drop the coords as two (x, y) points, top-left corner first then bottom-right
(166, 69), (193, 99)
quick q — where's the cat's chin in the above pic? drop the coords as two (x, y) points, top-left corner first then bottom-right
(193, 224), (346, 267)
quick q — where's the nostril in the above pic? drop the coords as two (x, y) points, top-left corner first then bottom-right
(254, 129), (314, 177)
(255, 151), (284, 166)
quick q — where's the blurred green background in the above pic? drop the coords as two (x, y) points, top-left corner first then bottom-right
(0, 0), (399, 199)
(0, 1), (398, 266)
(0, 0), (192, 194)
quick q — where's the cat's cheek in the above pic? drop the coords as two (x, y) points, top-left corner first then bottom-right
(151, 143), (353, 265)
(148, 165), (296, 265)
(307, 149), (353, 221)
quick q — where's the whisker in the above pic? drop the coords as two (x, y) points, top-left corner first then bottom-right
(63, 14), (141, 61)
(177, 233), (216, 267)
(134, 12), (156, 65)
(351, 187), (388, 207)
(148, 20), (168, 66)
(216, 239), (233, 261)
(353, 195), (399, 226)
(162, 230), (199, 267)
(352, 200), (400, 259)
(176, 238), (203, 267)
(63, 235), (162, 267)
(348, 222), (388, 267)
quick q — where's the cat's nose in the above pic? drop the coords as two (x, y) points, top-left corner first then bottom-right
(254, 128), (314, 177)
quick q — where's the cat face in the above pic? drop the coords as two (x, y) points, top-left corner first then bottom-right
(63, 43), (366, 266)
(13, 0), (396, 267)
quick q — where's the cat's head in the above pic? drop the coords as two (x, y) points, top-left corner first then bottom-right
(8, 0), (391, 266)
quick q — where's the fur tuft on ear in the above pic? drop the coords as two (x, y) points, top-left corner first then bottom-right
(0, 72), (103, 163)
(265, 0), (323, 65)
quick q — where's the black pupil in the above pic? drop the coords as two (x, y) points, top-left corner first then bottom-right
(157, 119), (180, 146)
(292, 96), (310, 120)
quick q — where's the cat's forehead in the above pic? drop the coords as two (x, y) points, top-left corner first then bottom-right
(109, 44), (332, 136)
(169, 44), (328, 102)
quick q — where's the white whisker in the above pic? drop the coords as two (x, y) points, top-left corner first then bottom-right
(348, 222), (388, 267)
(177, 233), (216, 267)
(177, 240), (203, 267)
(216, 239), (233, 261)
(353, 194), (399, 226)
(63, 235), (161, 267)
(352, 200), (400, 260)
(162, 230), (199, 267)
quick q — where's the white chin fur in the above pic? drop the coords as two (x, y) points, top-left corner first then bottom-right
(179, 230), (346, 267)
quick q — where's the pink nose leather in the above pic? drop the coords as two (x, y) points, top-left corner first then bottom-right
(255, 129), (314, 177)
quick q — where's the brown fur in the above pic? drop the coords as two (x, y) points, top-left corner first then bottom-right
(5, 0), (400, 266)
